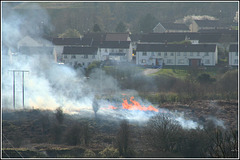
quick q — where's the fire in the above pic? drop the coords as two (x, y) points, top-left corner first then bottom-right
(104, 96), (159, 112)
(102, 105), (117, 110)
(122, 96), (158, 112)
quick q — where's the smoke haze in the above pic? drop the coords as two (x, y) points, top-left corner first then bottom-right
(2, 3), (204, 130)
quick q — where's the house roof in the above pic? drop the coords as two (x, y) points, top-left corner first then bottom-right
(129, 34), (143, 42)
(161, 22), (189, 31)
(92, 41), (130, 49)
(140, 32), (236, 44)
(136, 44), (216, 52)
(52, 37), (93, 45)
(63, 46), (98, 55)
(194, 20), (223, 28)
(105, 33), (130, 41)
(83, 33), (106, 42)
(19, 46), (54, 55)
(140, 33), (186, 43)
(229, 44), (238, 52)
(83, 32), (130, 42)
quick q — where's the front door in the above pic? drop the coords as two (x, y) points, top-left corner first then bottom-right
(189, 59), (200, 66)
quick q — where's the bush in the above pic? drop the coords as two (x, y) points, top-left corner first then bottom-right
(99, 147), (119, 158)
(64, 123), (82, 145)
(83, 149), (96, 157)
(143, 113), (183, 152)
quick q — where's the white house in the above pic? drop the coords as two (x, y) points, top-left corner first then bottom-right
(229, 44), (238, 66)
(136, 44), (218, 67)
(62, 46), (99, 68)
(51, 37), (92, 62)
(92, 41), (132, 62)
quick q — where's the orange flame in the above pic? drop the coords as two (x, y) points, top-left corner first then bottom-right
(104, 96), (158, 112)
(102, 105), (117, 110)
(122, 96), (158, 112)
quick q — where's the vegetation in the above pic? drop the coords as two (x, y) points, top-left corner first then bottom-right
(93, 24), (101, 32)
(6, 2), (237, 36)
(115, 21), (127, 33)
(58, 28), (81, 38)
(2, 106), (237, 158)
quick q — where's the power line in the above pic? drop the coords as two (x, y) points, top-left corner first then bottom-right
(2, 134), (24, 158)
(8, 70), (29, 110)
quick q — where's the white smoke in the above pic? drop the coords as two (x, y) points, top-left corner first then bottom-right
(175, 15), (218, 25)
(2, 3), (203, 130)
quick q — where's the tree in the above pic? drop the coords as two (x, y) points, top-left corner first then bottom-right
(138, 13), (158, 33)
(55, 107), (64, 124)
(92, 98), (99, 118)
(115, 21), (127, 33)
(64, 123), (82, 145)
(116, 120), (133, 157)
(58, 28), (81, 38)
(143, 113), (183, 152)
(93, 23), (101, 32)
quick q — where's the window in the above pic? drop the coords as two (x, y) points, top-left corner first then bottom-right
(151, 52), (155, 56)
(190, 52), (193, 56)
(71, 55), (76, 59)
(205, 59), (210, 64)
(170, 52), (174, 56)
(234, 59), (238, 64)
(105, 49), (108, 52)
(164, 52), (167, 56)
(92, 55), (95, 59)
(99, 49), (101, 52)
(235, 52), (238, 56)
(111, 49), (114, 52)
(158, 52), (161, 56)
(84, 55), (88, 59)
(197, 52), (200, 56)
(205, 52), (209, 56)
(64, 55), (67, 58)
(142, 52), (147, 56)
(177, 52), (180, 56)
(82, 62), (85, 66)
(141, 59), (146, 63)
(184, 52), (187, 56)
(119, 49), (123, 52)
(178, 59), (184, 64)
(167, 59), (173, 64)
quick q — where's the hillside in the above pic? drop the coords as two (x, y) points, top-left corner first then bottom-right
(5, 2), (238, 36)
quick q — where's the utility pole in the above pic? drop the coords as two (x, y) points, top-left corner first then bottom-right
(8, 70), (29, 110)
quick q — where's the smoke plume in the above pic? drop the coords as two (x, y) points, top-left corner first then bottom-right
(2, 3), (203, 130)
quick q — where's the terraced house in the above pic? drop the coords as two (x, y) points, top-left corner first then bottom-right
(92, 41), (132, 62)
(62, 46), (98, 68)
(229, 44), (238, 66)
(136, 44), (218, 67)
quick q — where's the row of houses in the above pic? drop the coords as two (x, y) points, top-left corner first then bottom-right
(153, 19), (238, 33)
(4, 31), (238, 68)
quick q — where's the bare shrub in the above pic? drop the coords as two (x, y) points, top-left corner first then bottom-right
(143, 113), (183, 152)
(116, 120), (134, 157)
(98, 147), (119, 158)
